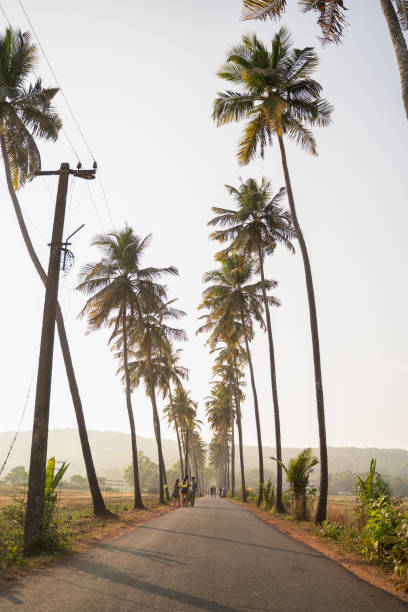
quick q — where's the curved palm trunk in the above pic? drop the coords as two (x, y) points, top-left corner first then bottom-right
(122, 310), (144, 509)
(228, 379), (236, 496)
(184, 431), (189, 478)
(0, 136), (109, 517)
(379, 0), (408, 119)
(146, 358), (166, 503)
(232, 353), (247, 502)
(258, 246), (284, 512)
(168, 385), (184, 477)
(277, 134), (328, 523)
(240, 311), (264, 505)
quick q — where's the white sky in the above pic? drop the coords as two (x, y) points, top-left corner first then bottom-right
(0, 0), (407, 451)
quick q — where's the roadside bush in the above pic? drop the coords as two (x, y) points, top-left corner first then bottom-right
(0, 494), (25, 570)
(362, 496), (408, 575)
(260, 478), (275, 510)
(319, 520), (343, 540)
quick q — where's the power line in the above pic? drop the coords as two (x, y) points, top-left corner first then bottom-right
(0, 2), (81, 164)
(17, 0), (117, 230)
(2, 1), (116, 233)
(86, 181), (105, 234)
(97, 171), (116, 229)
(0, 368), (36, 478)
(0, 4), (10, 26)
(17, 0), (95, 162)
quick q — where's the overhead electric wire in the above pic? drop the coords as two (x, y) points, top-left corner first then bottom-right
(17, 0), (95, 162)
(1, 1), (116, 232)
(86, 181), (105, 234)
(0, 368), (36, 478)
(97, 172), (116, 229)
(18, 0), (117, 229)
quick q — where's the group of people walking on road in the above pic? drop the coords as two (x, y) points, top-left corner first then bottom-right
(172, 476), (198, 507)
(209, 485), (227, 497)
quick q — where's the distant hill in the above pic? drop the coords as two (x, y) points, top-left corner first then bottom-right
(1, 429), (407, 480)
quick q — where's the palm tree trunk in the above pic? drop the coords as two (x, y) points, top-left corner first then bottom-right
(240, 311), (264, 505)
(379, 0), (408, 119)
(146, 358), (166, 504)
(0, 136), (109, 517)
(168, 385), (184, 477)
(277, 134), (328, 523)
(228, 379), (236, 496)
(184, 431), (189, 478)
(122, 309), (144, 509)
(231, 353), (247, 502)
(258, 246), (284, 512)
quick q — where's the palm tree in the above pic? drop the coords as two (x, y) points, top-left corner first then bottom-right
(271, 448), (319, 520)
(242, 1), (408, 119)
(77, 228), (173, 508)
(156, 343), (189, 479)
(0, 28), (108, 518)
(209, 177), (294, 511)
(200, 253), (279, 504)
(127, 300), (186, 503)
(198, 314), (248, 502)
(124, 304), (186, 503)
(211, 365), (236, 495)
(213, 29), (332, 522)
(171, 386), (198, 478)
(206, 381), (233, 489)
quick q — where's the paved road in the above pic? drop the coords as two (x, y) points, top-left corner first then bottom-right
(0, 496), (406, 611)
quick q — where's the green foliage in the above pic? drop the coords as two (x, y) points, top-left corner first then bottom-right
(319, 520), (343, 540)
(124, 451), (160, 493)
(271, 448), (318, 519)
(260, 478), (275, 510)
(4, 465), (28, 485)
(361, 496), (408, 576)
(355, 459), (391, 524)
(0, 492), (25, 570)
(62, 474), (89, 490)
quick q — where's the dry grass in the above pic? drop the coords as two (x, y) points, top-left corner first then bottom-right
(326, 495), (358, 527)
(0, 484), (173, 580)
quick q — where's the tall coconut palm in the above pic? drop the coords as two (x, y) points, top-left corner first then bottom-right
(242, 0), (408, 120)
(77, 229), (174, 508)
(0, 28), (108, 517)
(206, 380), (234, 489)
(170, 386), (198, 478)
(212, 342), (247, 501)
(213, 29), (332, 521)
(200, 253), (279, 504)
(211, 367), (236, 495)
(198, 311), (248, 502)
(156, 343), (189, 479)
(127, 300), (186, 502)
(209, 177), (294, 511)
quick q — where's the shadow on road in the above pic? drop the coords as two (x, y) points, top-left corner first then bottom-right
(97, 543), (187, 567)
(139, 525), (323, 559)
(55, 558), (240, 611)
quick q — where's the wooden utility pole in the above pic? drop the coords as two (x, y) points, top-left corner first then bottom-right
(24, 163), (95, 552)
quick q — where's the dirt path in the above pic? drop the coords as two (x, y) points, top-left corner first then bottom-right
(0, 496), (407, 611)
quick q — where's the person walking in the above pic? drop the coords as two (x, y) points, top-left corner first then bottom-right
(190, 477), (198, 507)
(181, 477), (189, 507)
(172, 478), (181, 507)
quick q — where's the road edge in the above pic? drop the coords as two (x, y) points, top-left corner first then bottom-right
(228, 499), (408, 605)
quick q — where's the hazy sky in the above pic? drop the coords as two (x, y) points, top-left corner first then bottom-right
(0, 0), (407, 452)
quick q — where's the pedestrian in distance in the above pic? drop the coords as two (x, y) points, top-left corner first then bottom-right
(181, 476), (189, 507)
(190, 476), (198, 507)
(172, 478), (181, 507)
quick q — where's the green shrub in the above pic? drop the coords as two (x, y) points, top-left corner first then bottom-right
(319, 520), (343, 540)
(260, 478), (275, 510)
(362, 496), (408, 576)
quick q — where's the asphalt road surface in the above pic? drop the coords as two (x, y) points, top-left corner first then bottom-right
(0, 496), (407, 611)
